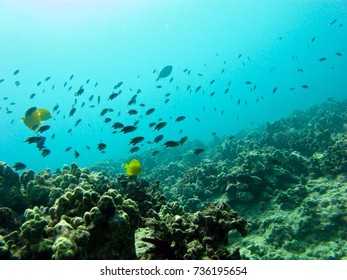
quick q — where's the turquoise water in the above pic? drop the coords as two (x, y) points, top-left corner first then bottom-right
(1, 0), (346, 172)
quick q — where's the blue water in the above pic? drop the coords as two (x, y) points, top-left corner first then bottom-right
(0, 0), (346, 172)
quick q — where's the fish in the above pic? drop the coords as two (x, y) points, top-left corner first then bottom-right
(175, 116), (186, 122)
(195, 117), (200, 122)
(193, 148), (205, 155)
(129, 146), (140, 153)
(129, 136), (145, 146)
(329, 19), (337, 25)
(70, 74), (74, 80)
(124, 159), (142, 176)
(30, 93), (36, 99)
(13, 162), (26, 170)
(245, 81), (252, 84)
(51, 133), (55, 139)
(74, 119), (82, 126)
(301, 85), (309, 89)
(37, 125), (50, 133)
(311, 37), (316, 43)
(108, 92), (120, 100)
(69, 108), (76, 117)
(75, 87), (84, 96)
(53, 104), (59, 111)
(319, 57), (327, 62)
(100, 108), (109, 117)
(113, 81), (123, 90)
(156, 65), (173, 81)
(272, 87), (278, 94)
(152, 150), (159, 156)
(210, 92), (215, 97)
(89, 95), (94, 101)
(195, 86), (201, 92)
(104, 117), (111, 124)
(25, 107), (37, 118)
(165, 93), (171, 97)
(15, 81), (20, 86)
(153, 135), (164, 143)
(41, 148), (51, 157)
(149, 122), (156, 128)
(112, 122), (124, 129)
(297, 68), (304, 72)
(74, 150), (80, 159)
(128, 109), (138, 115)
(45, 76), (51, 81)
(97, 96), (101, 105)
(86, 146), (91, 150)
(145, 108), (155, 116)
(0, 79), (4, 83)
(179, 136), (188, 145)
(336, 52), (342, 56)
(164, 140), (180, 148)
(210, 80), (215, 85)
(154, 122), (167, 131)
(121, 125), (137, 133)
(97, 143), (107, 151)
(65, 147), (72, 152)
(13, 69), (20, 75)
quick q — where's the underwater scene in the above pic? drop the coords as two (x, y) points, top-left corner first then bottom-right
(0, 0), (346, 260)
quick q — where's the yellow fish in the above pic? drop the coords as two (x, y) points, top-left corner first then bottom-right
(22, 108), (52, 131)
(124, 159), (142, 176)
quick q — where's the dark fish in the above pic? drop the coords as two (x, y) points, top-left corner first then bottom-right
(154, 122), (167, 131)
(272, 87), (278, 94)
(290, 87), (295, 91)
(74, 119), (82, 126)
(156, 85), (162, 89)
(195, 117), (200, 122)
(75, 87), (84, 96)
(97, 96), (101, 105)
(195, 86), (201, 92)
(104, 117), (111, 124)
(24, 136), (45, 145)
(30, 93), (36, 99)
(164, 140), (180, 147)
(133, 120), (139, 126)
(86, 79), (90, 84)
(94, 82), (98, 87)
(297, 68), (304, 72)
(63, 82), (67, 87)
(149, 122), (156, 128)
(156, 65), (173, 81)
(74, 150), (80, 159)
(224, 88), (229, 94)
(152, 150), (159, 156)
(69, 108), (76, 117)
(97, 143), (107, 151)
(81, 102), (85, 108)
(129, 136), (145, 146)
(25, 107), (37, 118)
(179, 136), (188, 145)
(70, 74), (74, 80)
(112, 122), (124, 129)
(41, 148), (51, 157)
(145, 108), (155, 116)
(100, 108), (109, 117)
(129, 146), (140, 153)
(336, 52), (342, 56)
(139, 103), (145, 107)
(108, 92), (119, 100)
(37, 81), (42, 86)
(113, 81), (123, 90)
(193, 148), (205, 155)
(53, 104), (59, 111)
(245, 81), (252, 84)
(329, 19), (337, 25)
(210, 92), (215, 97)
(86, 145), (91, 150)
(121, 125), (137, 133)
(51, 133), (55, 140)
(65, 147), (72, 152)
(15, 81), (20, 86)
(128, 109), (138, 115)
(169, 77), (174, 83)
(89, 95), (94, 101)
(165, 93), (171, 97)
(311, 37), (316, 43)
(175, 116), (186, 122)
(319, 57), (327, 62)
(210, 80), (215, 85)
(37, 125), (50, 133)
(67, 128), (72, 134)
(13, 69), (20, 75)
(301, 85), (309, 89)
(0, 79), (4, 83)
(45, 76), (51, 81)
(13, 162), (26, 170)
(153, 135), (164, 143)
(164, 99), (170, 104)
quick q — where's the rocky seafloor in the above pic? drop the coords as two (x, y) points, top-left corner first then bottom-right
(1, 98), (346, 260)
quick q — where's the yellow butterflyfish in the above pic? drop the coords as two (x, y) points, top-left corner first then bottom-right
(124, 159), (142, 176)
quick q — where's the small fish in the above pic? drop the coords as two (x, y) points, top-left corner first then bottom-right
(75, 87), (84, 96)
(65, 147), (72, 152)
(272, 87), (278, 94)
(74, 150), (80, 159)
(69, 108), (76, 117)
(70, 74), (74, 80)
(124, 159), (142, 175)
(37, 125), (51, 133)
(156, 65), (173, 81)
(86, 146), (91, 150)
(89, 95), (94, 101)
(195, 86), (201, 92)
(149, 122), (156, 128)
(175, 116), (186, 122)
(13, 162), (26, 170)
(154, 121), (167, 131)
(179, 136), (188, 145)
(104, 117), (111, 124)
(97, 142), (107, 151)
(297, 68), (304, 72)
(193, 148), (205, 155)
(329, 19), (337, 25)
(301, 85), (309, 89)
(24, 136), (46, 145)
(25, 107), (37, 118)
(245, 81), (252, 84)
(195, 117), (200, 122)
(51, 133), (55, 140)
(74, 119), (82, 126)
(41, 148), (51, 157)
(145, 108), (155, 116)
(152, 150), (159, 156)
(319, 57), (327, 62)
(100, 108), (109, 117)
(37, 81), (42, 86)
(113, 81), (123, 90)
(128, 109), (138, 115)
(0, 79), (4, 83)
(164, 140), (180, 148)
(129, 136), (145, 146)
(53, 104), (59, 111)
(108, 92), (119, 100)
(129, 146), (140, 153)
(30, 93), (36, 99)
(45, 76), (51, 81)
(311, 37), (316, 43)
(13, 69), (20, 75)
(97, 96), (101, 105)
(336, 52), (342, 56)
(121, 125), (137, 133)
(153, 135), (164, 143)
(112, 122), (124, 129)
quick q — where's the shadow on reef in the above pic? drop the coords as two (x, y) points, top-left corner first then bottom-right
(0, 162), (246, 260)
